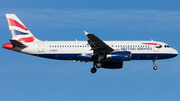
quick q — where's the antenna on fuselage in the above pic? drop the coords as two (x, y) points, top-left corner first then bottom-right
(75, 39), (78, 41)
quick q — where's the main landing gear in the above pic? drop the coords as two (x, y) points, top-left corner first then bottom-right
(91, 62), (97, 74)
(153, 60), (158, 70)
(90, 60), (159, 73)
(91, 67), (97, 74)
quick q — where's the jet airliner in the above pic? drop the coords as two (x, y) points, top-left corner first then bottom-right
(3, 14), (178, 73)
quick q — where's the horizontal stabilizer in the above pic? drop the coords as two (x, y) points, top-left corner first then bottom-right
(9, 39), (27, 48)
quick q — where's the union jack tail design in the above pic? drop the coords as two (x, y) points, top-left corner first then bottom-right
(5, 14), (39, 43)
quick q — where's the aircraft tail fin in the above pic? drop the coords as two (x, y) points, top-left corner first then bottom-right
(5, 14), (39, 43)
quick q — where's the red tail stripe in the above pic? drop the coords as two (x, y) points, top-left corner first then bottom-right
(7, 18), (28, 31)
(18, 36), (35, 42)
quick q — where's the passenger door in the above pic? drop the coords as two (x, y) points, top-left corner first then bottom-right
(38, 42), (44, 52)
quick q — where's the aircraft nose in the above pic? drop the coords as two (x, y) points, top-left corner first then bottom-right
(173, 49), (178, 56)
(175, 49), (178, 54)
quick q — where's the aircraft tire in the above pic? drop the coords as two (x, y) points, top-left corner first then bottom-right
(153, 66), (158, 70)
(91, 67), (97, 74)
(96, 63), (101, 68)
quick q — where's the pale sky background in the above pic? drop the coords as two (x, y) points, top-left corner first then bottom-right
(0, 0), (180, 101)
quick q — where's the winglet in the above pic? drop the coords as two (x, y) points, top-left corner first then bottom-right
(84, 31), (89, 36)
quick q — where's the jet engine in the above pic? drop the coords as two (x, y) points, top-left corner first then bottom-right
(106, 51), (131, 61)
(96, 61), (123, 69)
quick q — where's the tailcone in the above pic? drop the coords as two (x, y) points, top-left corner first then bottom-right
(3, 43), (13, 50)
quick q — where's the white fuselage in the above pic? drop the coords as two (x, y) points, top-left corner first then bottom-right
(15, 40), (178, 61)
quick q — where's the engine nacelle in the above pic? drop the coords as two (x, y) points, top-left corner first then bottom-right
(78, 54), (92, 60)
(96, 61), (123, 69)
(106, 51), (131, 61)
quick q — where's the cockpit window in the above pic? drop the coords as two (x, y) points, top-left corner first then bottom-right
(164, 45), (170, 48)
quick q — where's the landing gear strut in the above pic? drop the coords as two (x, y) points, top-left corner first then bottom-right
(91, 62), (97, 74)
(153, 60), (158, 70)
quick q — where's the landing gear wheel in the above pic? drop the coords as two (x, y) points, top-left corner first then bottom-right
(91, 67), (97, 74)
(96, 62), (101, 68)
(152, 60), (158, 70)
(153, 66), (158, 70)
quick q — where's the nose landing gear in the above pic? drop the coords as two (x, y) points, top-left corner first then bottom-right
(153, 60), (158, 70)
(153, 66), (158, 70)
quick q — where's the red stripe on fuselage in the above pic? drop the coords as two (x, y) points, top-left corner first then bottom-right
(142, 43), (159, 45)
(18, 36), (35, 43)
(7, 18), (28, 31)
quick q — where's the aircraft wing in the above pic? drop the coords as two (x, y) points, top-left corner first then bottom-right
(84, 31), (114, 55)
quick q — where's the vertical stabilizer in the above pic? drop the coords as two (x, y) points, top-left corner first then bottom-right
(5, 14), (39, 43)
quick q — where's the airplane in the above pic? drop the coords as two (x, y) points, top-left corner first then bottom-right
(3, 14), (178, 74)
